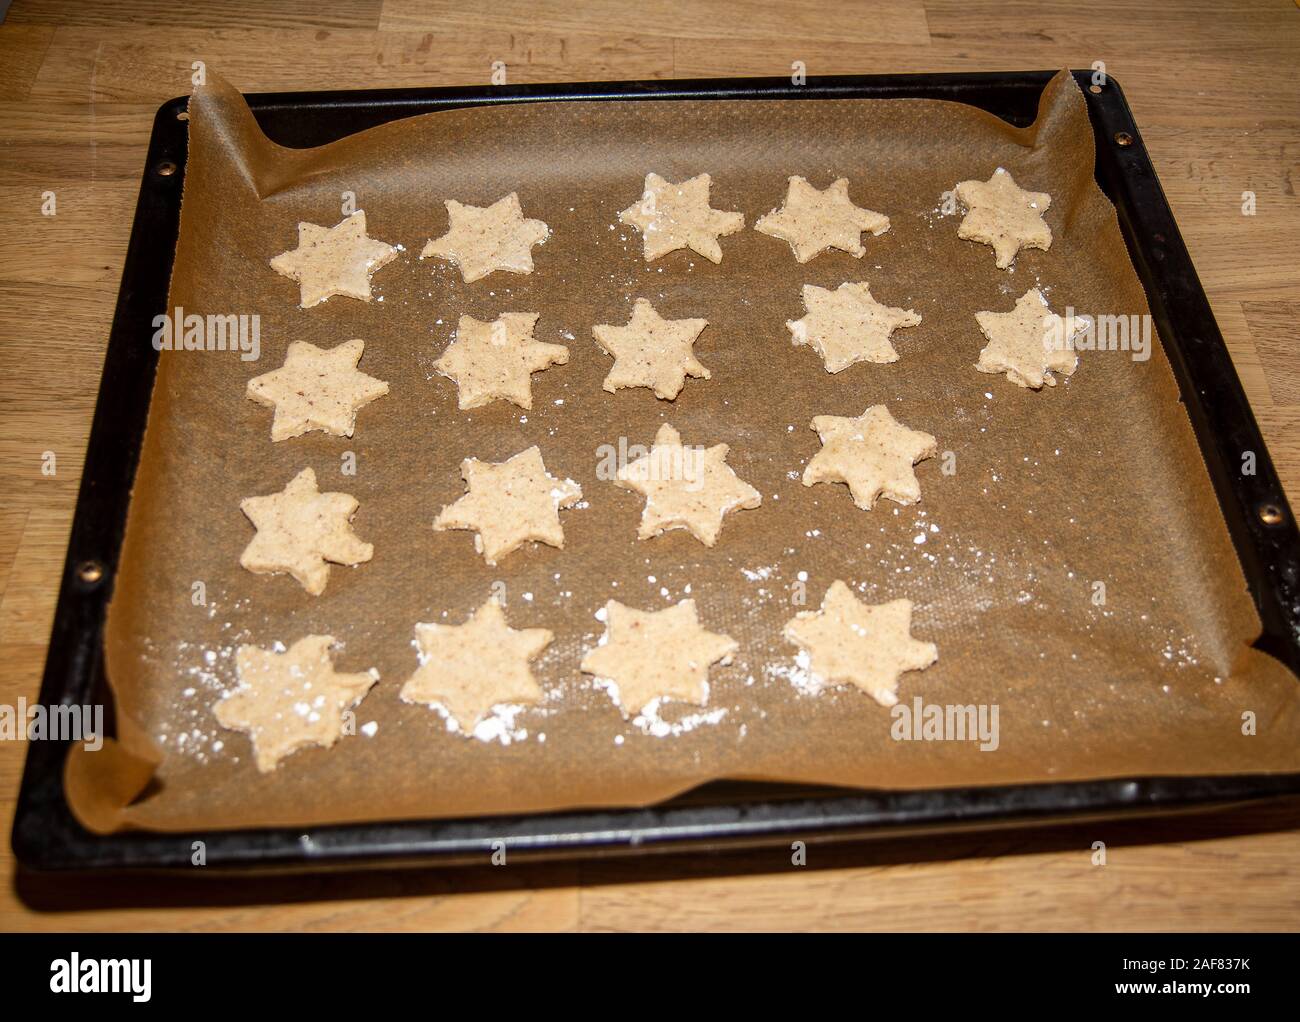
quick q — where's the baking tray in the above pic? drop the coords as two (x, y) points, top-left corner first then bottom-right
(13, 70), (1300, 872)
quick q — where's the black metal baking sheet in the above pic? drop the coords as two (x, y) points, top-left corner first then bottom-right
(13, 70), (1300, 873)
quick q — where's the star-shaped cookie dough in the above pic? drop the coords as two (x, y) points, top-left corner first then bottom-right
(434, 312), (568, 410)
(783, 581), (936, 707)
(214, 635), (378, 772)
(246, 338), (389, 441)
(434, 446), (582, 565)
(239, 467), (373, 595)
(615, 423), (761, 546)
(802, 405), (936, 510)
(269, 210), (398, 307)
(580, 599), (737, 716)
(420, 192), (549, 283)
(593, 298), (711, 400)
(618, 172), (744, 263)
(975, 288), (1081, 389)
(954, 168), (1052, 269)
(787, 281), (922, 373)
(400, 597), (552, 731)
(755, 176), (890, 262)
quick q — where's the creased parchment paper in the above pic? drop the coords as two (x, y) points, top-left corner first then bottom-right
(69, 70), (1300, 833)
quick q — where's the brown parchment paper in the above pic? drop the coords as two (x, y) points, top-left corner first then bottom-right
(70, 70), (1300, 834)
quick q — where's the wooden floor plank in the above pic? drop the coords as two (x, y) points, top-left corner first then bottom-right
(0, 510), (31, 606)
(1244, 301), (1300, 406)
(0, 507), (73, 645)
(0, 280), (118, 511)
(7, 0), (386, 31)
(0, 25), (55, 102)
(0, 101), (157, 183)
(379, 0), (931, 46)
(27, 26), (676, 104)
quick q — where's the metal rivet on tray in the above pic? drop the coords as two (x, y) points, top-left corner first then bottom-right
(77, 560), (104, 584)
(1114, 131), (1134, 147)
(156, 160), (177, 177)
(1089, 84), (1102, 94)
(1259, 503), (1285, 526)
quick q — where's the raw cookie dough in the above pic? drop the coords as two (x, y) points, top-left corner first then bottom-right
(434, 446), (583, 565)
(786, 281), (921, 372)
(975, 287), (1081, 389)
(420, 192), (549, 283)
(615, 423), (761, 545)
(213, 635), (378, 772)
(802, 405), (936, 510)
(618, 172), (744, 263)
(592, 298), (711, 400)
(954, 168), (1052, 269)
(246, 338), (388, 441)
(783, 581), (937, 707)
(269, 210), (397, 307)
(434, 312), (568, 410)
(755, 176), (890, 262)
(580, 598), (737, 717)
(400, 597), (552, 732)
(239, 467), (373, 595)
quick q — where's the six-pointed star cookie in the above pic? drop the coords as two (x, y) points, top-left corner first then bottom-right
(954, 167), (1052, 269)
(581, 599), (737, 717)
(434, 446), (582, 564)
(421, 192), (550, 283)
(269, 210), (398, 307)
(787, 281), (922, 373)
(975, 288), (1081, 389)
(755, 176), (890, 262)
(214, 635), (379, 772)
(802, 405), (937, 510)
(434, 312), (568, 410)
(240, 467), (373, 595)
(593, 298), (711, 400)
(246, 338), (389, 441)
(400, 597), (553, 731)
(618, 173), (744, 263)
(783, 581), (937, 707)
(615, 423), (761, 546)
(240, 168), (1066, 732)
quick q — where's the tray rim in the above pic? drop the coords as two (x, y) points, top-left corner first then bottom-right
(13, 68), (1300, 872)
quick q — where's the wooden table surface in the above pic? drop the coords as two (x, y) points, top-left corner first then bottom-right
(1, 0), (1298, 932)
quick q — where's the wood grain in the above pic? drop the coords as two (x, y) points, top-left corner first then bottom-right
(0, 0), (1297, 932)
(0, 25), (53, 100)
(379, 0), (931, 45)
(27, 27), (675, 103)
(7, 0), (387, 31)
